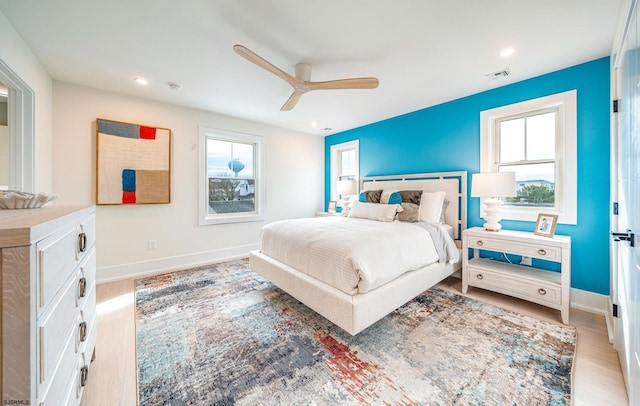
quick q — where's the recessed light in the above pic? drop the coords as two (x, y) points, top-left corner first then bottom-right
(310, 121), (318, 127)
(134, 77), (148, 85)
(499, 47), (515, 58)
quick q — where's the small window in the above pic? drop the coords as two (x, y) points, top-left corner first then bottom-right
(199, 127), (263, 225)
(496, 109), (557, 208)
(480, 90), (577, 224)
(330, 140), (359, 201)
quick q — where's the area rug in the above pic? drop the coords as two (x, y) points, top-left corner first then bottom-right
(135, 259), (576, 405)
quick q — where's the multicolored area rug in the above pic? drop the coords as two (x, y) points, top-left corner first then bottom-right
(135, 259), (576, 405)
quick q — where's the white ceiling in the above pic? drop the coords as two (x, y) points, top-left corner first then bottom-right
(0, 0), (623, 135)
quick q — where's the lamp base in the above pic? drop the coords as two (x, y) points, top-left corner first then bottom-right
(481, 197), (503, 232)
(338, 197), (352, 216)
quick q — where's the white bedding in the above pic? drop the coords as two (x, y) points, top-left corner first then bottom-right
(260, 216), (441, 295)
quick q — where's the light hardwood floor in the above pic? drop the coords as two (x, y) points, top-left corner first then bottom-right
(80, 275), (629, 406)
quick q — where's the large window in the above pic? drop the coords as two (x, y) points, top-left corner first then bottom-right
(199, 127), (263, 225)
(480, 90), (577, 224)
(330, 140), (359, 201)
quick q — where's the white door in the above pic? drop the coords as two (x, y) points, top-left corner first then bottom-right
(612, 1), (640, 403)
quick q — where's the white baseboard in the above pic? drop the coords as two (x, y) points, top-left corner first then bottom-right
(570, 287), (609, 315)
(96, 243), (259, 284)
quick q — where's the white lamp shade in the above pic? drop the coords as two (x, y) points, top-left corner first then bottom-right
(471, 172), (516, 198)
(336, 179), (357, 195)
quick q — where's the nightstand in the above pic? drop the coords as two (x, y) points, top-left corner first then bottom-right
(315, 211), (345, 217)
(462, 227), (571, 324)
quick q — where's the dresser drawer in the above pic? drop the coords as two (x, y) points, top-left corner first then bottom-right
(466, 235), (562, 261)
(37, 327), (77, 405)
(37, 230), (89, 314)
(37, 273), (78, 390)
(468, 266), (562, 306)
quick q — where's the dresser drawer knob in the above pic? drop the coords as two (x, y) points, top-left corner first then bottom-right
(78, 277), (87, 298)
(80, 365), (89, 387)
(476, 240), (484, 247)
(538, 249), (547, 256)
(78, 232), (88, 253)
(79, 321), (87, 342)
(476, 274), (484, 280)
(538, 288), (547, 295)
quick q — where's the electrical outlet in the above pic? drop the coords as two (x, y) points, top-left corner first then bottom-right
(520, 256), (532, 266)
(148, 240), (158, 250)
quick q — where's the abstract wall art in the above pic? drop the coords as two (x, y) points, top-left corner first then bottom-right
(96, 118), (171, 205)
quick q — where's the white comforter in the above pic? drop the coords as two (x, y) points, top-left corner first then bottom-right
(259, 216), (441, 295)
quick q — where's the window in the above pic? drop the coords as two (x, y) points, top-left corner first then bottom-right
(480, 90), (577, 224)
(198, 127), (263, 225)
(330, 140), (359, 200)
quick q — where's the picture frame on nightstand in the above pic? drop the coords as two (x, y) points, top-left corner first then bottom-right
(327, 200), (337, 213)
(534, 213), (558, 237)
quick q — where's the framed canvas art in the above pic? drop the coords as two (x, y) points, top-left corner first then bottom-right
(96, 118), (171, 205)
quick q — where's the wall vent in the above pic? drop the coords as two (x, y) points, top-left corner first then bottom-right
(485, 68), (510, 80)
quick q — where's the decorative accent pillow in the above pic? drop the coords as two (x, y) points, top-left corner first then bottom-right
(348, 201), (402, 222)
(358, 189), (383, 203)
(419, 191), (447, 223)
(397, 202), (420, 222)
(380, 190), (402, 205)
(399, 190), (423, 205)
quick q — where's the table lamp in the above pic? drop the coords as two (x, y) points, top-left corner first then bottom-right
(336, 179), (357, 214)
(471, 172), (516, 231)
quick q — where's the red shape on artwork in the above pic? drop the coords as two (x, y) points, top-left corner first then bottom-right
(122, 191), (136, 204)
(140, 126), (156, 140)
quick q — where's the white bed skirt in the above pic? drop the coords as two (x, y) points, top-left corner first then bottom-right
(249, 250), (461, 335)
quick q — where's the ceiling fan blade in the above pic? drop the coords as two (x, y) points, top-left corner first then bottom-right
(280, 90), (305, 111)
(307, 77), (379, 91)
(233, 44), (301, 88)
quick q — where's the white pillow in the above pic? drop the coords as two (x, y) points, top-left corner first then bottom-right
(348, 201), (402, 222)
(419, 191), (446, 223)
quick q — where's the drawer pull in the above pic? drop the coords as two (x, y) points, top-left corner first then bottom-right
(538, 288), (547, 295)
(476, 274), (484, 280)
(79, 321), (87, 342)
(78, 277), (87, 298)
(80, 365), (89, 387)
(538, 249), (547, 256)
(78, 232), (88, 253)
(476, 240), (484, 247)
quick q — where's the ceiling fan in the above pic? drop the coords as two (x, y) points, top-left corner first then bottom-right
(233, 44), (380, 111)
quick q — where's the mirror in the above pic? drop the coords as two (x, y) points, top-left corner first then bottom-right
(0, 81), (7, 190)
(0, 57), (35, 193)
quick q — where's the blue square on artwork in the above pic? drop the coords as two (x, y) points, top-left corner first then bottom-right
(122, 169), (136, 192)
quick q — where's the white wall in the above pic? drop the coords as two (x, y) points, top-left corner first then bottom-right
(52, 81), (324, 282)
(0, 11), (53, 192)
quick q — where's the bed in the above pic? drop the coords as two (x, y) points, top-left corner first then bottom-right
(249, 171), (467, 335)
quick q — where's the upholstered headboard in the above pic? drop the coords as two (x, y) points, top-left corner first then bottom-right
(360, 171), (467, 240)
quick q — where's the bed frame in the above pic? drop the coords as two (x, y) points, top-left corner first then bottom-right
(249, 171), (467, 335)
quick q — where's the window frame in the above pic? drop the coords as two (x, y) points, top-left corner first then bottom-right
(480, 90), (577, 224)
(198, 127), (264, 225)
(330, 140), (359, 201)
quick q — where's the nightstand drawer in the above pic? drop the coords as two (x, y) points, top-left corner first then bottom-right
(466, 236), (562, 261)
(468, 267), (562, 305)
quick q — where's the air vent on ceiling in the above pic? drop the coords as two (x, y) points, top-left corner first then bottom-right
(486, 68), (510, 80)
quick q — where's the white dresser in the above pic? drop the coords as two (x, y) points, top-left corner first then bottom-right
(1, 205), (97, 405)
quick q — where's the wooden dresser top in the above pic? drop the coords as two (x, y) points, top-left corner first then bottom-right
(0, 205), (95, 248)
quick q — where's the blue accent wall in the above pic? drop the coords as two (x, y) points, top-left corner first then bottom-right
(325, 57), (611, 295)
